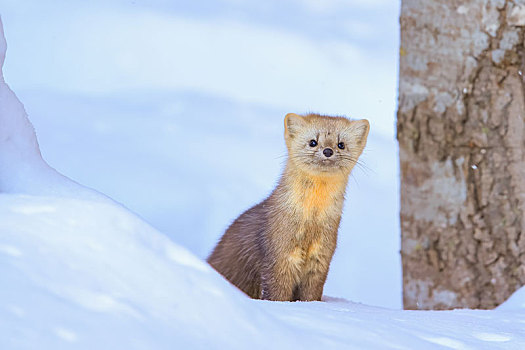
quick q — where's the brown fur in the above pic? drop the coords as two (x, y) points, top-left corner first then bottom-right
(207, 113), (370, 301)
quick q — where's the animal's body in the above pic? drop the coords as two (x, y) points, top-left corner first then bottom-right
(208, 113), (370, 301)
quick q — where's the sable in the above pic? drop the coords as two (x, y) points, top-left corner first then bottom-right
(208, 113), (369, 301)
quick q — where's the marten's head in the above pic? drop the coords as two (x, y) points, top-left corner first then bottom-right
(284, 113), (369, 175)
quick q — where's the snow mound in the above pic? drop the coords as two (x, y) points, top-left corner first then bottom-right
(0, 18), (292, 349)
(0, 17), (100, 199)
(0, 194), (294, 349)
(0, 16), (5, 72)
(498, 286), (525, 311)
(0, 18), (298, 349)
(3, 194), (525, 350)
(1, 15), (525, 350)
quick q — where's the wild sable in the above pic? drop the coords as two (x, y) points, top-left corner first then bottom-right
(208, 113), (370, 301)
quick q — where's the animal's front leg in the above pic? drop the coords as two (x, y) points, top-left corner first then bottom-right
(296, 264), (329, 301)
(297, 240), (335, 301)
(261, 254), (301, 301)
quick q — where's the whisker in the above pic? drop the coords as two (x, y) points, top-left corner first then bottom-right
(274, 154), (289, 160)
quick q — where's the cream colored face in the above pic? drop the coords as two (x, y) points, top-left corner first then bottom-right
(284, 113), (370, 175)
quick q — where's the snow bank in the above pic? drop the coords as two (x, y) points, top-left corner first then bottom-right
(0, 17), (294, 349)
(1, 16), (525, 350)
(0, 195), (298, 349)
(0, 17), (5, 73)
(498, 286), (525, 311)
(0, 17), (99, 199)
(3, 194), (525, 350)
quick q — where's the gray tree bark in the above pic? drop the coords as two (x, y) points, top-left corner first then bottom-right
(398, 0), (525, 309)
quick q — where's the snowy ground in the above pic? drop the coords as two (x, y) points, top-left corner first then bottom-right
(2, 4), (525, 350)
(3, 194), (525, 350)
(1, 0), (401, 308)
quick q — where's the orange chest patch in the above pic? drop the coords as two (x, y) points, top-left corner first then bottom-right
(292, 177), (344, 215)
(303, 182), (332, 211)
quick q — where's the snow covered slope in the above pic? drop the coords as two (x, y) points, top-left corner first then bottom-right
(19, 89), (400, 308)
(2, 2), (401, 308)
(1, 16), (525, 350)
(3, 195), (525, 349)
(2, 195), (525, 350)
(1, 194), (310, 350)
(0, 18), (98, 200)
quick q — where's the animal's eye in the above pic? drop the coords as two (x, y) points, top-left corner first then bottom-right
(337, 142), (345, 150)
(309, 140), (318, 147)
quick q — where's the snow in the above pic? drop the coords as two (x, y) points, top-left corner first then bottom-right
(498, 286), (525, 311)
(1, 10), (525, 350)
(1, 195), (290, 350)
(17, 89), (399, 308)
(2, 195), (525, 349)
(0, 18), (99, 200)
(1, 1), (401, 308)
(0, 1), (398, 137)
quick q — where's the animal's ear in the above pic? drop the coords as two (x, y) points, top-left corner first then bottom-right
(350, 119), (370, 151)
(284, 113), (306, 138)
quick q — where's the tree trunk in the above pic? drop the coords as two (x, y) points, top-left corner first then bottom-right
(398, 0), (525, 310)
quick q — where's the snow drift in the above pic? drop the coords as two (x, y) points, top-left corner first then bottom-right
(1, 16), (525, 350)
(0, 17), (295, 349)
(0, 18), (96, 199)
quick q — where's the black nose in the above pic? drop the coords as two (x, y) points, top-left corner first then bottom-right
(323, 148), (334, 158)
